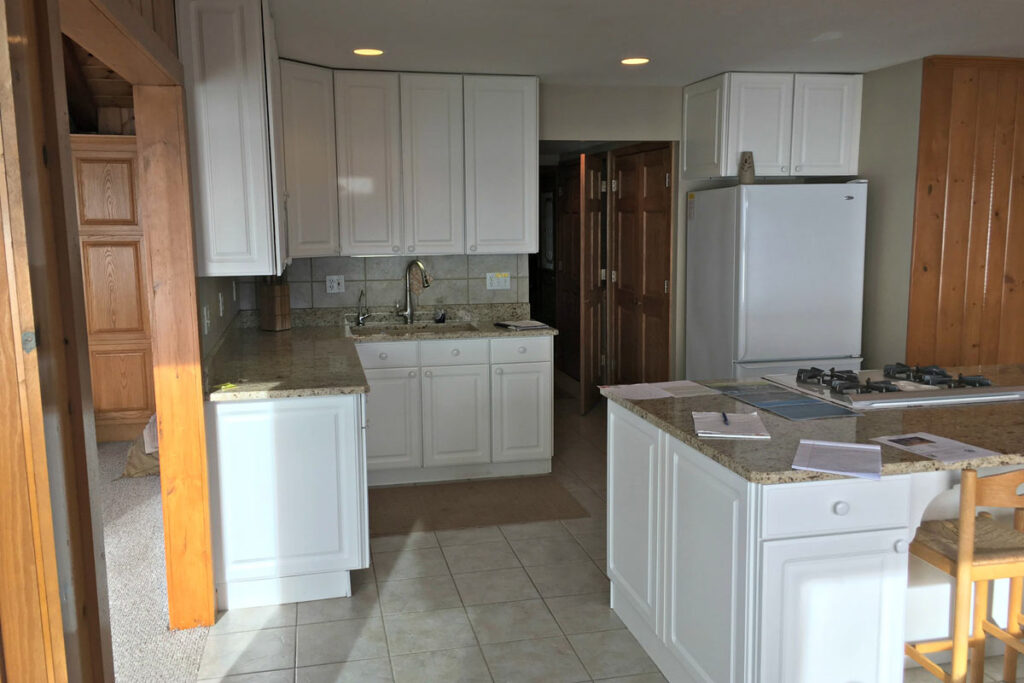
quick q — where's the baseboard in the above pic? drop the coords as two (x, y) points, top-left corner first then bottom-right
(96, 420), (147, 443)
(216, 570), (352, 610)
(368, 459), (551, 486)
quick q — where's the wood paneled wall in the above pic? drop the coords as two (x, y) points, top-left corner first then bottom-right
(907, 56), (1024, 366)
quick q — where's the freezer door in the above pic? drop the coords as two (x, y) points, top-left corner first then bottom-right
(733, 356), (863, 380)
(736, 184), (867, 362)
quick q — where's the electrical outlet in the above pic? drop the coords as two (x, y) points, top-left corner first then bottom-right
(326, 275), (345, 294)
(486, 272), (511, 290)
(202, 305), (210, 335)
(218, 292), (224, 317)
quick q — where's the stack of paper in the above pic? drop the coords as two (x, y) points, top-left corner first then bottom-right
(649, 380), (721, 398)
(872, 432), (999, 464)
(692, 411), (771, 439)
(792, 440), (882, 480)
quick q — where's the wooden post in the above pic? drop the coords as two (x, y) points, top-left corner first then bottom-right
(133, 84), (215, 629)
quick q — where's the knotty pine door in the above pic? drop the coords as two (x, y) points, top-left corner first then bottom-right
(71, 135), (155, 441)
(907, 57), (1024, 366)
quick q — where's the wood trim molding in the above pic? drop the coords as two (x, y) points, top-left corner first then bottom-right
(60, 0), (183, 86)
(133, 84), (215, 629)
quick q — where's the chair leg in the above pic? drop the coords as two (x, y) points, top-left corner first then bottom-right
(971, 581), (989, 683)
(1006, 577), (1024, 683)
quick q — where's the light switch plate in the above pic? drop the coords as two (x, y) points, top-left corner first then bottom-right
(326, 275), (345, 293)
(486, 272), (511, 290)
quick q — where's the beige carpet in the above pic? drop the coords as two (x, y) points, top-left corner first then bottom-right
(369, 475), (588, 536)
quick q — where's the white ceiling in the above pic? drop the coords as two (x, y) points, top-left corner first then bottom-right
(270, 0), (1024, 86)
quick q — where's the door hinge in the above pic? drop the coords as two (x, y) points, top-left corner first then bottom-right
(664, 279), (669, 294)
(599, 354), (606, 369)
(610, 270), (617, 283)
(599, 268), (607, 283)
(611, 179), (618, 193)
(665, 172), (671, 188)
(600, 180), (607, 193)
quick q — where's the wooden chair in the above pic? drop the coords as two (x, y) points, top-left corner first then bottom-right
(906, 469), (1024, 683)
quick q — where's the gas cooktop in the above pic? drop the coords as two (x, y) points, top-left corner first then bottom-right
(765, 364), (1024, 410)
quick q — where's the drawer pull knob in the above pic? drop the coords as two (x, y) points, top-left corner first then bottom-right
(469, 245), (477, 252)
(424, 370), (432, 377)
(451, 349), (460, 356)
(832, 501), (850, 516)
(379, 352), (388, 360)
(408, 246), (415, 252)
(894, 539), (909, 554)
(408, 371), (416, 378)
(517, 346), (527, 353)
(496, 368), (504, 375)
(392, 245), (400, 253)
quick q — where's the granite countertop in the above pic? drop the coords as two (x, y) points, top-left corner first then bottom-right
(207, 327), (369, 401)
(207, 322), (558, 401)
(608, 366), (1024, 484)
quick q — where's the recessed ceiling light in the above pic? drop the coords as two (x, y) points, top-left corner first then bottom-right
(621, 57), (650, 66)
(353, 48), (384, 56)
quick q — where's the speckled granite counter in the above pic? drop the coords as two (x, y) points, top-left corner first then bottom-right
(606, 367), (1024, 484)
(346, 321), (557, 342)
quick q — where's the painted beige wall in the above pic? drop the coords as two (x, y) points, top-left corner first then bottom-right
(858, 59), (922, 368)
(539, 83), (683, 141)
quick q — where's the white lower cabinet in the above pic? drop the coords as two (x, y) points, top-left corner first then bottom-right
(606, 401), (910, 683)
(422, 364), (491, 466)
(364, 367), (421, 470)
(206, 394), (369, 609)
(491, 361), (552, 462)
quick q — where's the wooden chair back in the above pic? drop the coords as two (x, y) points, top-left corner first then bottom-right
(975, 469), (1024, 510)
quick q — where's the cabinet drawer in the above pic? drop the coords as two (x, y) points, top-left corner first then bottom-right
(356, 341), (419, 369)
(490, 336), (552, 364)
(419, 339), (488, 366)
(761, 476), (910, 540)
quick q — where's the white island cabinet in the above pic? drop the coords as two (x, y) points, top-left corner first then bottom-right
(205, 394), (369, 610)
(607, 401), (911, 683)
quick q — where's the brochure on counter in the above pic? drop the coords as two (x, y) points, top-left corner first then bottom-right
(692, 411), (771, 439)
(792, 439), (882, 480)
(872, 432), (999, 464)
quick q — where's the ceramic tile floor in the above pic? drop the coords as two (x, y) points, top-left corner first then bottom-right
(904, 655), (1024, 682)
(197, 392), (670, 682)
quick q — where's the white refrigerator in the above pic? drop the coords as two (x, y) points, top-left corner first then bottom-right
(685, 183), (867, 381)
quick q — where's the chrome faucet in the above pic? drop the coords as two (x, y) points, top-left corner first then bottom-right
(356, 289), (369, 326)
(396, 259), (430, 325)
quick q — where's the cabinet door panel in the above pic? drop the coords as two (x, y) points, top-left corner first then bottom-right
(791, 74), (862, 175)
(80, 237), (149, 338)
(464, 75), (538, 253)
(759, 529), (907, 683)
(491, 362), (551, 462)
(282, 60), (339, 257)
(262, 0), (286, 274)
(421, 364), (490, 466)
(90, 344), (155, 417)
(74, 156), (136, 224)
(364, 367), (422, 470)
(207, 396), (368, 582)
(725, 73), (794, 176)
(335, 71), (403, 255)
(683, 75), (727, 179)
(607, 405), (661, 631)
(401, 73), (464, 255)
(179, 0), (275, 275)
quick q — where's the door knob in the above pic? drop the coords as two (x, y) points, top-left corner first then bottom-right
(469, 245), (477, 252)
(408, 245), (414, 252)
(424, 370), (433, 377)
(832, 501), (850, 516)
(795, 165), (802, 172)
(379, 352), (388, 360)
(496, 368), (504, 375)
(392, 245), (400, 253)
(451, 349), (461, 357)
(408, 371), (416, 377)
(517, 346), (527, 354)
(894, 539), (909, 554)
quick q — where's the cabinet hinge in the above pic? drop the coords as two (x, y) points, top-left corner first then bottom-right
(665, 172), (671, 188)
(611, 179), (618, 193)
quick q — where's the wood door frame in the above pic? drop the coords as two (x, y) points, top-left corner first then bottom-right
(606, 142), (678, 384)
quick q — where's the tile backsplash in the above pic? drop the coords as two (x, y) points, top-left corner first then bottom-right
(238, 254), (530, 313)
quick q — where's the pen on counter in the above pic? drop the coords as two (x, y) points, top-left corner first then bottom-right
(721, 411), (730, 425)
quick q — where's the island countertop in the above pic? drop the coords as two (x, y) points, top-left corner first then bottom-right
(606, 365), (1024, 484)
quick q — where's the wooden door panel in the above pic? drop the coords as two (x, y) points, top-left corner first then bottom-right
(81, 238), (148, 337)
(90, 345), (154, 416)
(580, 154), (604, 412)
(555, 161), (581, 380)
(75, 156), (137, 225)
(907, 59), (1024, 366)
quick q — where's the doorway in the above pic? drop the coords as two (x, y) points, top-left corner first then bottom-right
(532, 141), (675, 414)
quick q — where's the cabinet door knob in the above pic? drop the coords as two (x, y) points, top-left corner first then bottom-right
(424, 370), (432, 377)
(392, 245), (400, 253)
(795, 165), (802, 172)
(780, 166), (788, 173)
(832, 501), (850, 516)
(408, 245), (414, 252)
(469, 245), (477, 252)
(894, 539), (909, 554)
(495, 368), (504, 375)
(379, 352), (388, 360)
(451, 348), (460, 356)
(408, 370), (416, 378)
(517, 346), (527, 354)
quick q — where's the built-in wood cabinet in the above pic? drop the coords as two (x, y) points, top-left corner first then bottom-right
(281, 60), (340, 257)
(683, 72), (862, 179)
(464, 75), (539, 254)
(401, 73), (465, 255)
(72, 135), (156, 442)
(335, 70), (403, 256)
(178, 0), (286, 276)
(357, 335), (553, 485)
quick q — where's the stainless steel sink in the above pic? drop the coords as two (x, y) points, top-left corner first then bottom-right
(347, 322), (479, 337)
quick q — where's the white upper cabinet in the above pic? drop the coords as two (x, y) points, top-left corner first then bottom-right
(335, 71), (403, 256)
(725, 73), (794, 176)
(791, 74), (863, 176)
(178, 0), (284, 276)
(684, 72), (862, 179)
(464, 75), (539, 254)
(400, 73), (465, 255)
(281, 61), (339, 257)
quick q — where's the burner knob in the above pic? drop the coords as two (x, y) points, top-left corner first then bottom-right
(832, 501), (850, 516)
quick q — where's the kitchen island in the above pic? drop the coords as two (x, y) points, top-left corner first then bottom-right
(603, 371), (1024, 683)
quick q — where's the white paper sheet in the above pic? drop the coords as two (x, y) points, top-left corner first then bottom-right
(692, 411), (771, 439)
(792, 439), (882, 480)
(872, 432), (999, 464)
(649, 380), (721, 398)
(600, 384), (673, 400)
